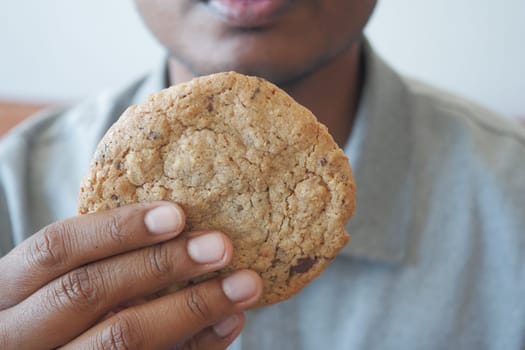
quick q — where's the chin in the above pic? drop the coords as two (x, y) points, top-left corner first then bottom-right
(177, 42), (315, 85)
(191, 58), (304, 86)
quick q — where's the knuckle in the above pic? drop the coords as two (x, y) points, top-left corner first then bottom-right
(184, 288), (212, 323)
(146, 244), (173, 280)
(27, 222), (70, 270)
(104, 213), (127, 244)
(96, 314), (144, 350)
(48, 266), (102, 312)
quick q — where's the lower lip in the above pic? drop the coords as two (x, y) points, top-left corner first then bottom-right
(207, 0), (289, 28)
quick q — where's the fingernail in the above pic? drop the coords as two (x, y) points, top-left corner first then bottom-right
(187, 232), (226, 264)
(213, 314), (241, 337)
(222, 271), (259, 303)
(144, 205), (183, 235)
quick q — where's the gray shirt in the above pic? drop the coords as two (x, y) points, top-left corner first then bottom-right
(1, 42), (525, 349)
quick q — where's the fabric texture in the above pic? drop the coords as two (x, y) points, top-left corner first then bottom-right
(1, 41), (524, 349)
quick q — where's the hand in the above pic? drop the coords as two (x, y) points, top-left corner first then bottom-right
(0, 202), (263, 349)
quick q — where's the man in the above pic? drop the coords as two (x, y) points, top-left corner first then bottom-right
(1, 0), (524, 349)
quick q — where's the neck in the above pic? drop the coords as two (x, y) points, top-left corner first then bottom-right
(168, 41), (363, 147)
(279, 42), (363, 147)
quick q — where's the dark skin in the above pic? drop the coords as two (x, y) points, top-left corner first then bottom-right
(0, 1), (376, 349)
(0, 202), (263, 349)
(138, 0), (377, 146)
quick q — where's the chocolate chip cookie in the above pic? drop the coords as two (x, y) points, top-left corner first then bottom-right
(78, 71), (355, 305)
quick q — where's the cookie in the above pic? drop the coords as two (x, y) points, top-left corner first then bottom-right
(78, 71), (355, 305)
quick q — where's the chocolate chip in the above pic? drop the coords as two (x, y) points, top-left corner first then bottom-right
(111, 194), (119, 201)
(319, 158), (328, 166)
(250, 86), (261, 100)
(115, 161), (123, 170)
(207, 95), (214, 112)
(290, 257), (317, 275)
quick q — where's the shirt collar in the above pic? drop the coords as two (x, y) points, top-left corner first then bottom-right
(95, 56), (169, 134)
(131, 57), (169, 106)
(340, 39), (413, 265)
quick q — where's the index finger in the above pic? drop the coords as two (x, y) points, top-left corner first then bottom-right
(0, 201), (185, 309)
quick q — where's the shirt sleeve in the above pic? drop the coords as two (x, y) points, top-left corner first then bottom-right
(0, 134), (27, 257)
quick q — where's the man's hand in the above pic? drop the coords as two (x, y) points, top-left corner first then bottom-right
(0, 202), (262, 349)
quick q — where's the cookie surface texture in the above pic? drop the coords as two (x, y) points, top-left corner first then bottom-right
(78, 71), (355, 305)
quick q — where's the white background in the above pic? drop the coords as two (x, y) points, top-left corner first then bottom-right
(1, 0), (524, 118)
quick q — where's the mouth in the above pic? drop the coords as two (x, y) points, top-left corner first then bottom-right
(203, 0), (292, 28)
